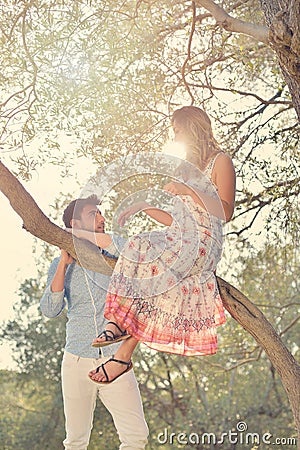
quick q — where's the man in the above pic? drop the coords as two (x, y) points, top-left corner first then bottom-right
(40, 195), (149, 450)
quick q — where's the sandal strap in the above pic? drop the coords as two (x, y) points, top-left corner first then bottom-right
(109, 356), (131, 368)
(95, 363), (109, 382)
(97, 329), (115, 341)
(101, 364), (109, 382)
(93, 356), (132, 383)
(96, 322), (126, 341)
(107, 321), (126, 336)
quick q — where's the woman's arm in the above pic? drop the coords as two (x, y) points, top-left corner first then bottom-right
(164, 181), (224, 219)
(118, 200), (173, 227)
(164, 153), (236, 222)
(212, 153), (236, 222)
(142, 207), (173, 226)
(66, 228), (113, 248)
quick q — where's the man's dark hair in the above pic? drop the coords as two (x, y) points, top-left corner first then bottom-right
(62, 194), (101, 228)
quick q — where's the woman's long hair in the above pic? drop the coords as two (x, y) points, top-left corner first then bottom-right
(171, 106), (221, 171)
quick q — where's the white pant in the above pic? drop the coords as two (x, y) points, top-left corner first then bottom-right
(61, 351), (149, 450)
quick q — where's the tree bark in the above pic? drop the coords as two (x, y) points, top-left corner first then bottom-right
(260, 0), (300, 119)
(196, 0), (300, 121)
(0, 160), (299, 443)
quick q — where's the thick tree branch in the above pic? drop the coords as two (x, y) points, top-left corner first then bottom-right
(195, 0), (269, 44)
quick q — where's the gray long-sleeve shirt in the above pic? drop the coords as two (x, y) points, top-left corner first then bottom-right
(40, 238), (125, 358)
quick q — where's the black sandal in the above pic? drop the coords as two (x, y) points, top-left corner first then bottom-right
(89, 356), (133, 384)
(92, 321), (130, 348)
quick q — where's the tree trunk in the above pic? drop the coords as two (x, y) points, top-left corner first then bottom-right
(260, 0), (300, 120)
(0, 160), (299, 444)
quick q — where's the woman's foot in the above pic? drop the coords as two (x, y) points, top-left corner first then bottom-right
(89, 356), (133, 384)
(92, 321), (130, 348)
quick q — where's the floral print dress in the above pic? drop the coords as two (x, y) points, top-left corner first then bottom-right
(105, 154), (226, 356)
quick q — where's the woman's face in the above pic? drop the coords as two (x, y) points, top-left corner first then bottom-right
(172, 120), (187, 143)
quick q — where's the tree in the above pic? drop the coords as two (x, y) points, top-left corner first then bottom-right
(1, 1), (298, 236)
(0, 0), (299, 445)
(0, 371), (65, 450)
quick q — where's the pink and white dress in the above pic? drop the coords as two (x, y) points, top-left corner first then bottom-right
(105, 154), (226, 356)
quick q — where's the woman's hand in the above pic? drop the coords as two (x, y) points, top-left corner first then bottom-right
(163, 181), (191, 196)
(118, 201), (149, 227)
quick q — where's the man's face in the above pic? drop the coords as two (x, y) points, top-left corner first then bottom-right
(74, 204), (105, 233)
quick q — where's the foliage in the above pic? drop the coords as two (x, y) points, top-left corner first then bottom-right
(237, 243), (300, 358)
(0, 0), (299, 251)
(1, 276), (65, 380)
(0, 371), (64, 450)
(0, 369), (121, 449)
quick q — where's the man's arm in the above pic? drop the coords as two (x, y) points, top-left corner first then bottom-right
(40, 251), (72, 318)
(50, 251), (74, 292)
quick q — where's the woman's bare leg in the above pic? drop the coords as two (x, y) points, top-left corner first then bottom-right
(89, 336), (139, 382)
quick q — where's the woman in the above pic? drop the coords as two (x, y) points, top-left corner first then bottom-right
(78, 106), (235, 384)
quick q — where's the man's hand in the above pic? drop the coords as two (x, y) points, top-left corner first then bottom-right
(60, 249), (74, 265)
